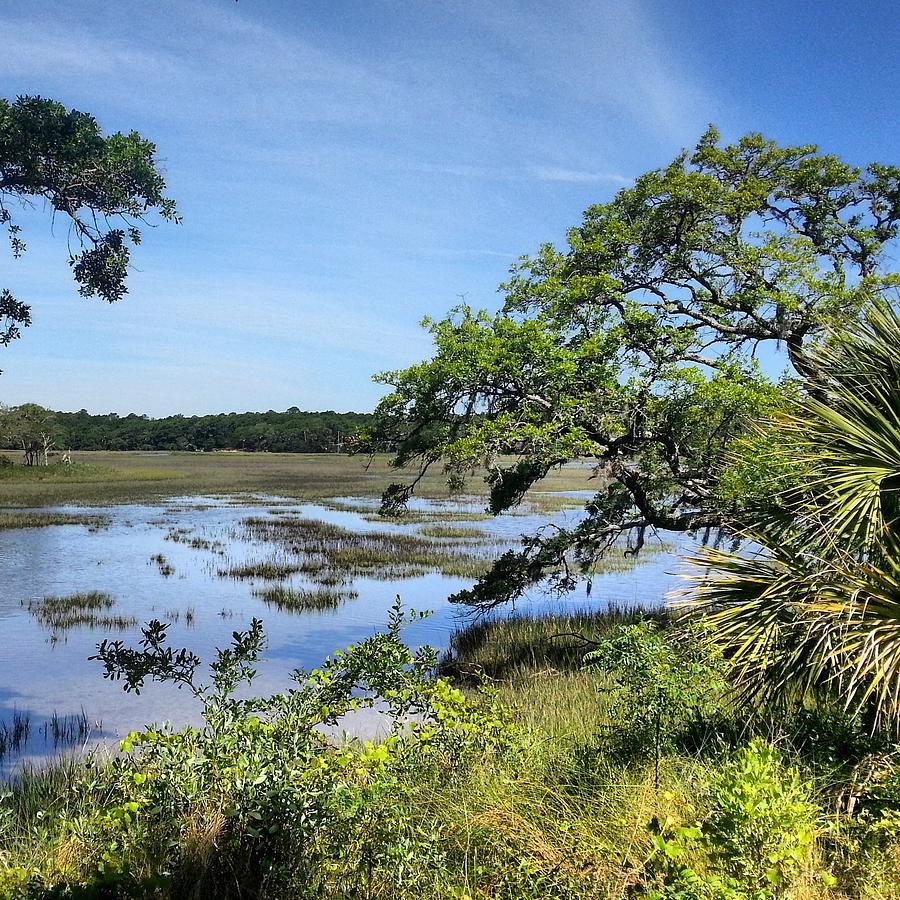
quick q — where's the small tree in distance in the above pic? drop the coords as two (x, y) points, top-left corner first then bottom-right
(0, 403), (60, 465)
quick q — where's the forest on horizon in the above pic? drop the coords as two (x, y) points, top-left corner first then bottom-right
(4, 407), (373, 454)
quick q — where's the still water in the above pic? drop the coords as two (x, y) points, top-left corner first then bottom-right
(0, 493), (693, 771)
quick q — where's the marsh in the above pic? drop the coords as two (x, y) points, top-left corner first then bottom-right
(0, 472), (687, 771)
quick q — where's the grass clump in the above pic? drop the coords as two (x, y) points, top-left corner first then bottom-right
(0, 511), (110, 530)
(218, 560), (304, 580)
(24, 592), (137, 633)
(149, 553), (175, 577)
(164, 527), (223, 552)
(254, 584), (359, 611)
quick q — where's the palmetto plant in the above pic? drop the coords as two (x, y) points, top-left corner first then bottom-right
(683, 300), (900, 731)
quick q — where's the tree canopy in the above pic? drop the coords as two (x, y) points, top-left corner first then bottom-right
(0, 407), (371, 455)
(363, 127), (900, 610)
(0, 95), (177, 355)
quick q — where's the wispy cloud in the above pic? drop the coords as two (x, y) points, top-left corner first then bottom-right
(527, 166), (630, 185)
(461, 0), (712, 145)
(0, 0), (720, 414)
(413, 161), (628, 184)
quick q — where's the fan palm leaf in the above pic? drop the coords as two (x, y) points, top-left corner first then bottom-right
(681, 299), (900, 731)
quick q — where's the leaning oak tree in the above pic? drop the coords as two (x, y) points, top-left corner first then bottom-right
(0, 95), (178, 357)
(362, 127), (900, 610)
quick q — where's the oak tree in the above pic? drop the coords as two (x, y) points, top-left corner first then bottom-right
(0, 95), (177, 357)
(364, 128), (900, 609)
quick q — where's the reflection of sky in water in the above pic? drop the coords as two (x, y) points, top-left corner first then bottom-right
(0, 494), (696, 772)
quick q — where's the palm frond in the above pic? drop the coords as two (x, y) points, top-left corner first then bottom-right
(682, 299), (900, 732)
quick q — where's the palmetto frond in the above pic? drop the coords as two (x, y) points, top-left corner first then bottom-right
(784, 301), (900, 552)
(682, 300), (900, 731)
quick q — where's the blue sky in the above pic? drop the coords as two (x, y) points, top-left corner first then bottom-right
(1, 0), (898, 415)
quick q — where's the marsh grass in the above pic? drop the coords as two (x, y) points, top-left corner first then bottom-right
(363, 508), (496, 524)
(0, 451), (597, 508)
(310, 570), (352, 587)
(0, 511), (110, 530)
(0, 710), (31, 760)
(218, 560), (304, 580)
(26, 590), (112, 614)
(0, 462), (116, 482)
(24, 592), (137, 633)
(40, 710), (96, 749)
(418, 524), (488, 539)
(149, 553), (175, 576)
(241, 514), (493, 580)
(439, 606), (671, 685)
(164, 607), (196, 625)
(165, 528), (225, 553)
(254, 584), (359, 611)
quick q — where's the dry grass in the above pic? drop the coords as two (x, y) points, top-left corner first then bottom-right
(0, 451), (598, 508)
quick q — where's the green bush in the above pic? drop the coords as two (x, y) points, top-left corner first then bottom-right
(583, 619), (727, 764)
(640, 739), (822, 899)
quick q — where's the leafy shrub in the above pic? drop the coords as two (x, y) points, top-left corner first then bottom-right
(704, 740), (818, 889)
(640, 739), (822, 899)
(583, 619), (727, 765)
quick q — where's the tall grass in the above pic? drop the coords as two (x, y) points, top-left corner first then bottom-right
(439, 606), (671, 683)
(24, 592), (137, 632)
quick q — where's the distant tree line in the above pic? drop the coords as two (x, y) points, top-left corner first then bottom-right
(1, 406), (373, 455)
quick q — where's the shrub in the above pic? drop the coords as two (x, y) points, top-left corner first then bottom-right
(582, 619), (727, 769)
(640, 739), (822, 899)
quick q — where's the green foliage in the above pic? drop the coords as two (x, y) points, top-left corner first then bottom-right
(2, 600), (512, 897)
(0, 95), (177, 357)
(0, 405), (60, 466)
(363, 127), (900, 609)
(704, 741), (818, 889)
(584, 620), (727, 761)
(28, 407), (373, 453)
(686, 300), (900, 732)
(641, 740), (820, 899)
